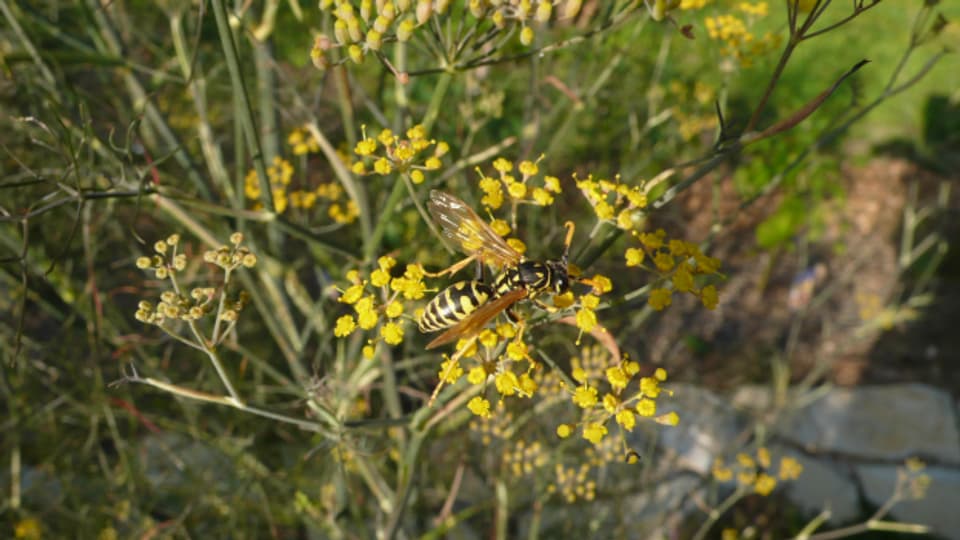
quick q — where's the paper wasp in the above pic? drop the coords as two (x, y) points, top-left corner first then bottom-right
(418, 190), (576, 349)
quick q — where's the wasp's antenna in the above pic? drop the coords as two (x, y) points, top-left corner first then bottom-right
(562, 221), (576, 262)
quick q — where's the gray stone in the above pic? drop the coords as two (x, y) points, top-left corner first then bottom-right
(635, 383), (745, 475)
(856, 463), (960, 539)
(784, 384), (960, 462)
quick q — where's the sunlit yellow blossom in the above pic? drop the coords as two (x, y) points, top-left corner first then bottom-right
(490, 219), (511, 237)
(506, 339), (528, 361)
(754, 473), (777, 496)
(381, 321), (404, 344)
(576, 307), (598, 333)
(640, 376), (661, 398)
(636, 398), (656, 417)
(648, 288), (672, 310)
(603, 393), (619, 413)
(385, 301), (404, 318)
(606, 366), (629, 391)
(590, 275), (613, 294)
(583, 422), (608, 445)
(531, 187), (553, 206)
(495, 371), (521, 396)
(779, 457), (803, 480)
(544, 176), (561, 193)
(438, 358), (463, 383)
(507, 181), (527, 199)
(363, 344), (375, 359)
(701, 285), (719, 309)
(639, 230), (665, 250)
(370, 268), (391, 287)
(334, 315), (357, 337)
(654, 411), (680, 426)
(573, 385), (599, 408)
(616, 409), (636, 431)
(468, 396), (492, 418)
(507, 238), (526, 254)
(493, 157), (513, 172)
(468, 366), (488, 385)
(355, 137), (377, 156)
(553, 291), (575, 309)
(757, 447), (771, 468)
(737, 453), (755, 468)
(653, 252), (675, 272)
(625, 247), (644, 267)
(713, 458), (733, 482)
(673, 267), (694, 292)
(572, 367), (588, 384)
(557, 423), (573, 438)
(519, 373), (537, 395)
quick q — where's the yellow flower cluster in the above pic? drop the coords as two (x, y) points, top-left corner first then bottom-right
(468, 400), (513, 444)
(333, 256), (428, 350)
(503, 439), (548, 477)
(134, 233), (255, 325)
(244, 151), (359, 223)
(576, 174), (648, 231)
(311, 0), (587, 69)
(352, 124), (447, 185)
(704, 3), (782, 67)
(903, 457), (932, 500)
(558, 346), (679, 447)
(624, 229), (721, 311)
(711, 448), (804, 496)
(287, 126), (321, 156)
(442, 322), (540, 419)
(476, 155), (564, 211)
(547, 463), (596, 503)
(668, 80), (719, 141)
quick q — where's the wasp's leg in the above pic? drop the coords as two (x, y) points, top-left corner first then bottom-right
(531, 297), (561, 313)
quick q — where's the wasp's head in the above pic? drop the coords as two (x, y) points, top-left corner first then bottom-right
(546, 259), (571, 294)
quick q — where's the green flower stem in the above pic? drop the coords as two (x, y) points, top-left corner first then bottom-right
(692, 485), (748, 540)
(168, 268), (241, 402)
(384, 430), (426, 539)
(210, 0), (274, 212)
(84, 0), (213, 199)
(120, 371), (333, 436)
(303, 121), (372, 249)
(421, 71), (453, 134)
(402, 173), (446, 251)
(495, 478), (509, 540)
(364, 176), (407, 261)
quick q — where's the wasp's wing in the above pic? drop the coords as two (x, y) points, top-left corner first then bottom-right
(428, 191), (522, 269)
(425, 288), (527, 350)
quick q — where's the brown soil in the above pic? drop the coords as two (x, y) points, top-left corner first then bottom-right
(643, 157), (960, 394)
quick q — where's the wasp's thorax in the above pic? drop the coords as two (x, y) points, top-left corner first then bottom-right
(492, 258), (570, 297)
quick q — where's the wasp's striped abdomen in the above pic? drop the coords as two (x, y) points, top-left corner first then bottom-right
(419, 281), (495, 332)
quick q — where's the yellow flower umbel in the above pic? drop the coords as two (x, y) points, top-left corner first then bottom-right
(704, 2), (781, 67)
(351, 124), (447, 186)
(332, 256), (427, 354)
(244, 142), (359, 224)
(313, 0), (582, 70)
(712, 448), (805, 496)
(135, 233), (255, 338)
(622, 228), (723, 312)
(562, 346), (679, 447)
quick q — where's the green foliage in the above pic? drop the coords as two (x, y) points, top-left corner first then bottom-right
(2, 0), (956, 538)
